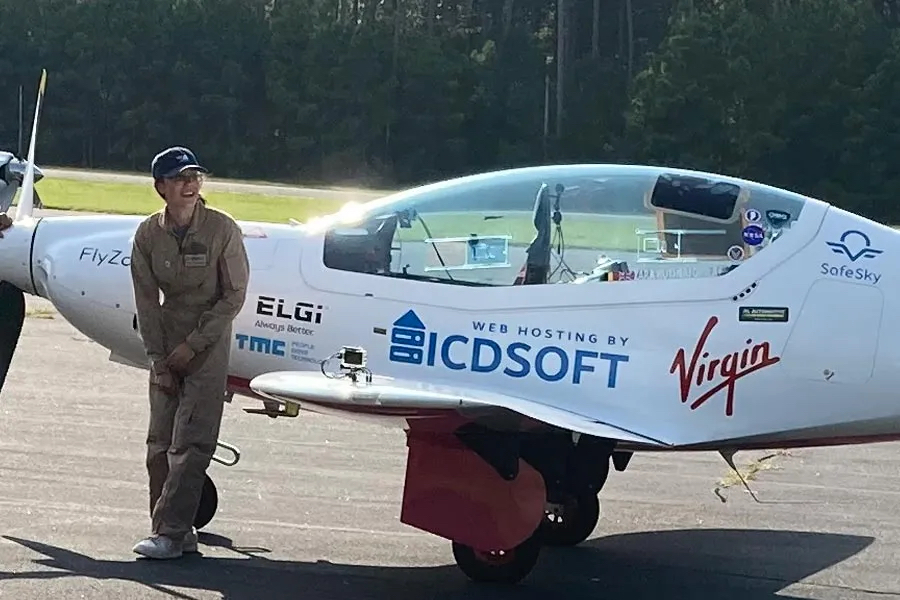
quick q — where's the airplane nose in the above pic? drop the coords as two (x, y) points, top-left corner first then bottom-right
(0, 218), (37, 295)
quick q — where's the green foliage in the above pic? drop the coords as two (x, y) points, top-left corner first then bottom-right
(626, 0), (899, 221)
(27, 178), (336, 223)
(0, 0), (673, 188)
(3, 0), (900, 221)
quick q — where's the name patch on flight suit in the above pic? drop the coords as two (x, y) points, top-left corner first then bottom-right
(183, 242), (209, 268)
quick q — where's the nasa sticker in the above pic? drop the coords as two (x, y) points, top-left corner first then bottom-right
(742, 225), (765, 246)
(727, 245), (745, 262)
(744, 208), (762, 223)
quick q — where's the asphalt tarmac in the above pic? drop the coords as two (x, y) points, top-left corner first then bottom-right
(0, 295), (899, 600)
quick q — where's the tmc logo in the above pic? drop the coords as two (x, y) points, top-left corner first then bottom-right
(826, 230), (883, 262)
(388, 309), (629, 387)
(235, 333), (285, 356)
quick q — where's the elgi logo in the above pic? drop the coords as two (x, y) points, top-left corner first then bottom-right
(826, 230), (882, 262)
(388, 310), (629, 387)
(256, 295), (324, 324)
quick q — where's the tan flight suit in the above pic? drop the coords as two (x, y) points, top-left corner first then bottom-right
(129, 199), (250, 542)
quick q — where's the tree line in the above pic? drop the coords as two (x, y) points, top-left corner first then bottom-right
(1, 0), (900, 222)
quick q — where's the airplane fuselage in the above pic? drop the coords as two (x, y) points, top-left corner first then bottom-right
(6, 194), (900, 452)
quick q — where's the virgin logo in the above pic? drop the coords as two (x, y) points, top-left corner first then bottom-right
(669, 316), (781, 417)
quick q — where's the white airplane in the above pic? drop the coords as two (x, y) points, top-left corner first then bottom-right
(1, 71), (897, 584)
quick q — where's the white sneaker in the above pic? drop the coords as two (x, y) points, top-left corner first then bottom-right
(183, 527), (198, 553)
(132, 535), (183, 559)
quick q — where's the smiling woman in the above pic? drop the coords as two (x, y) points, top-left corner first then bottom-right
(124, 145), (256, 560)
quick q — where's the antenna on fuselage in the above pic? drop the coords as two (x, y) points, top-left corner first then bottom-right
(714, 448), (763, 504)
(17, 84), (23, 158)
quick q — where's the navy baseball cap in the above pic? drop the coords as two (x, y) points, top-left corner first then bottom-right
(151, 146), (209, 179)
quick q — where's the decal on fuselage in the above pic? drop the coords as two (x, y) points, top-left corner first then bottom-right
(670, 316), (780, 417)
(235, 332), (318, 364)
(252, 294), (324, 336)
(821, 229), (883, 285)
(386, 309), (630, 387)
(79, 247), (131, 267)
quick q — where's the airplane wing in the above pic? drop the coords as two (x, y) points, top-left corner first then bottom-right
(248, 370), (671, 448)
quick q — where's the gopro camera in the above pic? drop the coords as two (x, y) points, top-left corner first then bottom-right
(339, 346), (367, 371)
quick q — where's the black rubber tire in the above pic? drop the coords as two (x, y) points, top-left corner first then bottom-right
(451, 534), (542, 584)
(193, 473), (218, 530)
(537, 492), (600, 547)
(0, 282), (25, 396)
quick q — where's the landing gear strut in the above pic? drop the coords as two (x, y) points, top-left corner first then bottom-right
(193, 440), (241, 530)
(524, 433), (611, 548)
(537, 491), (601, 546)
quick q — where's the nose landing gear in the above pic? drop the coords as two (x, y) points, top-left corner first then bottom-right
(193, 440), (241, 530)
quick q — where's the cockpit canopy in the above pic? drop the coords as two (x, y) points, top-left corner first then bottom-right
(315, 164), (808, 287)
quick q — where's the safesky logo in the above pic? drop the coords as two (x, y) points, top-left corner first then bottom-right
(826, 230), (882, 262)
(821, 229), (883, 284)
(387, 310), (629, 387)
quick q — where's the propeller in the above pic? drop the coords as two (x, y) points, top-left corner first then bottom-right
(11, 68), (47, 222)
(0, 152), (44, 213)
(0, 69), (46, 398)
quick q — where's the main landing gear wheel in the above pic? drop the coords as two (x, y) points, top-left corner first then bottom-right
(193, 474), (218, 530)
(451, 535), (542, 584)
(537, 491), (600, 546)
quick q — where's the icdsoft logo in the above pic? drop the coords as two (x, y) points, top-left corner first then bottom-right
(387, 310), (630, 387)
